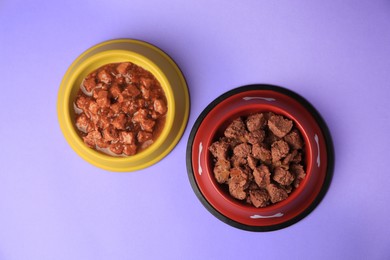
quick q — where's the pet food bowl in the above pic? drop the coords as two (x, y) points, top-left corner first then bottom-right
(186, 84), (334, 231)
(58, 39), (189, 172)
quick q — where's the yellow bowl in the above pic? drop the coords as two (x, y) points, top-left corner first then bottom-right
(57, 39), (190, 172)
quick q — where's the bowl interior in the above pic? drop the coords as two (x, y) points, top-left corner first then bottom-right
(66, 50), (175, 159)
(205, 105), (312, 210)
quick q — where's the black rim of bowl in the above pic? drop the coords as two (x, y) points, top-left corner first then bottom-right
(186, 84), (335, 232)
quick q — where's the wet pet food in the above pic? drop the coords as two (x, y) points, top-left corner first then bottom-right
(74, 62), (167, 156)
(209, 113), (306, 208)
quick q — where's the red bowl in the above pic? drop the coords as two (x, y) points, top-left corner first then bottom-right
(186, 85), (334, 231)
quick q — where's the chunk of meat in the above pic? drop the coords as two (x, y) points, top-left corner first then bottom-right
(228, 167), (249, 200)
(282, 150), (298, 166)
(109, 84), (122, 99)
(120, 131), (135, 144)
(96, 115), (111, 129)
(291, 164), (306, 188)
(253, 165), (271, 188)
(280, 185), (293, 194)
(245, 129), (265, 145)
(140, 85), (150, 99)
(266, 184), (288, 203)
(150, 110), (159, 119)
(75, 114), (93, 133)
(96, 90), (110, 108)
(96, 138), (109, 148)
(128, 72), (139, 84)
(82, 130), (101, 148)
(111, 102), (121, 114)
(100, 107), (115, 118)
(154, 99), (167, 114)
(96, 82), (108, 91)
(271, 140), (289, 162)
(213, 159), (231, 184)
(249, 189), (270, 208)
(137, 98), (146, 108)
(83, 76), (96, 92)
(123, 144), (137, 156)
(141, 77), (153, 88)
(137, 131), (153, 143)
(231, 155), (247, 167)
(273, 167), (295, 186)
(102, 126), (119, 142)
(223, 137), (241, 149)
(97, 69), (113, 84)
(132, 109), (149, 123)
(209, 140), (230, 160)
(75, 95), (90, 111)
(292, 152), (302, 163)
(92, 88), (104, 99)
(284, 129), (303, 150)
(246, 113), (266, 132)
(86, 101), (99, 116)
(252, 143), (271, 163)
(268, 115), (293, 138)
(272, 160), (288, 170)
(112, 114), (127, 130)
(88, 112), (100, 125)
(264, 129), (281, 147)
(123, 84), (141, 98)
(247, 155), (258, 170)
(140, 118), (155, 132)
(116, 62), (131, 75)
(224, 118), (247, 142)
(116, 76), (125, 85)
(122, 100), (138, 114)
(246, 183), (261, 205)
(233, 143), (251, 158)
(109, 142), (123, 155)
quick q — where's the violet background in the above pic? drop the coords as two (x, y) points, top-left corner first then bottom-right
(1, 0), (390, 259)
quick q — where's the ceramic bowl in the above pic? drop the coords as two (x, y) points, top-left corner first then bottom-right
(186, 84), (334, 231)
(58, 39), (189, 172)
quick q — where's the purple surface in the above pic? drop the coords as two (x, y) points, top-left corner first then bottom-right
(1, 0), (390, 259)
